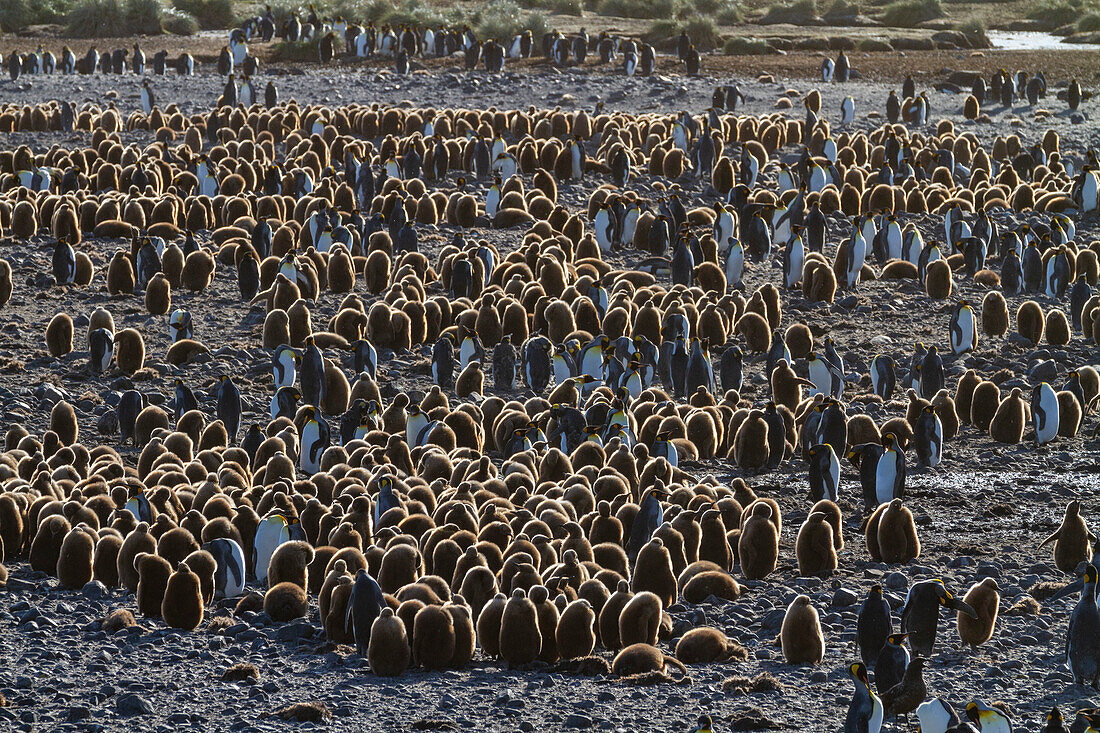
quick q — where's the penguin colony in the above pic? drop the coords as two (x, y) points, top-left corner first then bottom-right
(0, 20), (1098, 732)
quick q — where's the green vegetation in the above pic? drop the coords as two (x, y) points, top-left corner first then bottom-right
(956, 17), (989, 44)
(126, 0), (163, 33)
(723, 35), (774, 52)
(0, 0), (72, 32)
(162, 5), (199, 33)
(171, 0), (233, 29)
(597, 0), (678, 19)
(1025, 0), (1086, 29)
(880, 0), (943, 26)
(517, 0), (584, 15)
(66, 0), (125, 35)
(759, 0), (819, 24)
(648, 16), (724, 48)
(822, 0), (859, 21)
(468, 0), (548, 38)
(270, 39), (317, 60)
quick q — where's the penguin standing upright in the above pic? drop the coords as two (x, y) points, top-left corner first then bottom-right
(914, 405), (943, 467)
(1032, 382), (1060, 446)
(432, 335), (455, 391)
(300, 336), (326, 407)
(949, 301), (976, 355)
(140, 79), (155, 114)
(807, 444), (840, 502)
(523, 338), (552, 393)
(874, 433), (905, 504)
(53, 238), (76, 284)
(217, 375), (242, 444)
(89, 328), (114, 374)
(493, 336), (518, 392)
(253, 514), (290, 583)
(1067, 565), (1100, 686)
(901, 579), (976, 656)
(870, 355), (896, 401)
(844, 663), (883, 733)
(300, 405), (330, 475)
(857, 584), (892, 666)
(919, 345), (943, 399)
(874, 633), (910, 695)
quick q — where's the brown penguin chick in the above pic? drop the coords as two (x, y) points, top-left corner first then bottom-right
(795, 511), (837, 577)
(785, 323), (814, 358)
(445, 598), (476, 668)
(135, 551), (172, 618)
(49, 400), (78, 446)
(681, 569), (741, 604)
(267, 540), (315, 590)
(957, 577), (999, 647)
(737, 502), (779, 580)
(1040, 499), (1094, 572)
(475, 592), (508, 659)
(319, 559), (351, 622)
(57, 525), (96, 589)
(618, 590), (662, 647)
(879, 657), (927, 718)
(1058, 390), (1082, 437)
(864, 502), (886, 561)
(675, 626), (747, 664)
(529, 584), (560, 662)
(630, 537), (677, 608)
(412, 604), (456, 670)
(157, 527), (199, 568)
(181, 248), (217, 291)
(981, 291), (1009, 337)
(612, 643), (689, 678)
(93, 534), (124, 587)
(87, 306), (115, 344)
(1046, 308), (1071, 346)
(969, 380), (1001, 433)
(809, 499), (843, 550)
(770, 360), (812, 413)
(30, 514), (71, 575)
(0, 257), (11, 307)
(989, 387), (1026, 444)
(731, 409), (770, 470)
(325, 583), (355, 644)
(181, 549), (217, 604)
(100, 609), (135, 633)
(162, 565), (204, 630)
(954, 369), (980, 425)
(145, 272), (171, 316)
(46, 313), (74, 357)
(556, 598), (597, 659)
(877, 498), (920, 564)
(264, 581), (309, 622)
(931, 389), (960, 440)
(924, 259), (952, 299)
(780, 594), (824, 664)
(114, 328), (145, 374)
(369, 607), (410, 676)
(455, 360), (484, 398)
(499, 588), (542, 665)
(1016, 300), (1044, 344)
(117, 522), (156, 590)
(697, 509), (732, 571)
(106, 251), (136, 295)
(598, 580), (634, 650)
(735, 312), (771, 354)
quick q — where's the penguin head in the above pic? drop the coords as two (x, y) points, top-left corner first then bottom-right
(886, 632), (908, 646)
(848, 662), (871, 687)
(882, 432), (896, 450)
(1084, 564), (1099, 585)
(1047, 708), (1063, 725)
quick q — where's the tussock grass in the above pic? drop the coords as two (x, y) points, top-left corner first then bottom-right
(880, 0), (944, 26)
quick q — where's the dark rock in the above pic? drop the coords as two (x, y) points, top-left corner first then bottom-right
(116, 693), (154, 716)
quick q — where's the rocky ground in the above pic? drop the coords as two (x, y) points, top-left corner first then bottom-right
(1, 48), (1100, 733)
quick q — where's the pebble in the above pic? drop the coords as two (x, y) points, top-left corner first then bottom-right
(831, 588), (858, 607)
(564, 713), (593, 728)
(115, 693), (154, 716)
(885, 572), (908, 590)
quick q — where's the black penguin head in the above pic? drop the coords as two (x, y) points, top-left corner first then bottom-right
(1085, 565), (1099, 585)
(849, 662), (870, 685)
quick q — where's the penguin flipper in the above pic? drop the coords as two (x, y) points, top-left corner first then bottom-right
(1038, 528), (1061, 548)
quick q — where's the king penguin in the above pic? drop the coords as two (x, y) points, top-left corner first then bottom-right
(843, 663), (883, 733)
(217, 374), (242, 444)
(1032, 382), (1060, 446)
(874, 433), (905, 504)
(300, 405), (330, 475)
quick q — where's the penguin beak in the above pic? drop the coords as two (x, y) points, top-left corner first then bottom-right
(948, 597), (978, 618)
